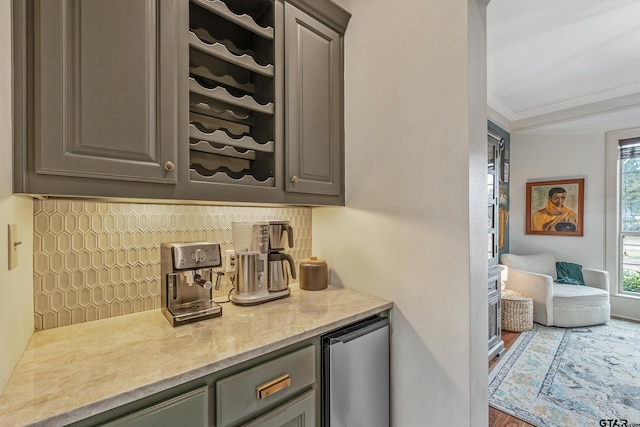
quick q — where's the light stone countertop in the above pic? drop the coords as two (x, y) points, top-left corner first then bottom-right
(0, 284), (392, 427)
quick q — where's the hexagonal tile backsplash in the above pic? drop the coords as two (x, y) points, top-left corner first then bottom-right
(33, 200), (312, 330)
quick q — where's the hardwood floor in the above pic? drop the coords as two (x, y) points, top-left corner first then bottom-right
(488, 330), (536, 427)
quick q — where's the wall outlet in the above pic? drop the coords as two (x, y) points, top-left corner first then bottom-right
(225, 249), (235, 273)
(8, 224), (20, 270)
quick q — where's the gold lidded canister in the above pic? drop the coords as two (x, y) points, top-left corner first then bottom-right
(299, 256), (328, 291)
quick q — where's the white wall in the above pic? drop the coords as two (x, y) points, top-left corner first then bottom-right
(508, 132), (606, 268)
(313, 0), (488, 425)
(0, 1), (34, 391)
(508, 129), (640, 321)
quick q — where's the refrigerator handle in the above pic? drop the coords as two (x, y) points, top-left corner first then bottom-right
(329, 318), (389, 344)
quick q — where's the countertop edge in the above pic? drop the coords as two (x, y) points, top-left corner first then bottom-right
(26, 301), (393, 427)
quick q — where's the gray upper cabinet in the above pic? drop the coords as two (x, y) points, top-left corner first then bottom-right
(15, 0), (179, 195)
(13, 0), (349, 205)
(284, 1), (346, 201)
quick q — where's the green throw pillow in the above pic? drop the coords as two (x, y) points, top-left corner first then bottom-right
(556, 261), (585, 285)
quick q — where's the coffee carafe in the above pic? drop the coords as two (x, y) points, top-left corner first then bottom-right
(268, 252), (297, 291)
(267, 220), (296, 292)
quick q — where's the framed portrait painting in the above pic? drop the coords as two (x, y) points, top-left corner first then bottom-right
(525, 178), (584, 236)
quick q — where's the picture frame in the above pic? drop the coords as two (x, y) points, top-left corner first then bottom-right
(525, 178), (584, 236)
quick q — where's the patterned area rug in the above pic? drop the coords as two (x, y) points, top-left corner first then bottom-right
(489, 319), (640, 427)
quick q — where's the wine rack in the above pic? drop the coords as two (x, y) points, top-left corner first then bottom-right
(189, 0), (275, 187)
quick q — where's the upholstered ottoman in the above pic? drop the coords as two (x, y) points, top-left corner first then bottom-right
(501, 289), (533, 332)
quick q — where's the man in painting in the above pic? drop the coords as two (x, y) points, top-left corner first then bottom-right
(531, 187), (578, 232)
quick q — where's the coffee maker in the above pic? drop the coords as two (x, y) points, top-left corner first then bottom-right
(161, 242), (224, 326)
(267, 220), (297, 292)
(229, 221), (293, 305)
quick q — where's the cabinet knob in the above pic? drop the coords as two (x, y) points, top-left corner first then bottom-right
(164, 161), (175, 171)
(290, 176), (299, 183)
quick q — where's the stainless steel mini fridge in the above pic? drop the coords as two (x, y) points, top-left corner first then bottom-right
(321, 316), (390, 427)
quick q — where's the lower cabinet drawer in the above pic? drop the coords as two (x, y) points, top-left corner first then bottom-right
(241, 390), (316, 427)
(99, 386), (209, 427)
(216, 345), (315, 426)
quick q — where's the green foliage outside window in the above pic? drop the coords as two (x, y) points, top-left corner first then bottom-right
(622, 269), (640, 293)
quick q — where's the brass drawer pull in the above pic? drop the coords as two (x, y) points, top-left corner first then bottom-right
(256, 373), (291, 400)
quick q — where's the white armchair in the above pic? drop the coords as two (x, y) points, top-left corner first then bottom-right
(500, 253), (610, 328)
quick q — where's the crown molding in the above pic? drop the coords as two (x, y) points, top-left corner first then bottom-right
(488, 92), (640, 134)
(487, 106), (511, 133)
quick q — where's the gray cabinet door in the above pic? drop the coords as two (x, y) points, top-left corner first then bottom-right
(216, 345), (315, 427)
(99, 386), (209, 427)
(241, 390), (316, 427)
(34, 0), (178, 184)
(284, 3), (342, 196)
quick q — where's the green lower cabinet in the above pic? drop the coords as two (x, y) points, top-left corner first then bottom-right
(68, 340), (320, 427)
(99, 386), (209, 427)
(215, 346), (315, 426)
(241, 390), (315, 427)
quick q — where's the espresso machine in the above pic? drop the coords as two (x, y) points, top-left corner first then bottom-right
(229, 221), (294, 305)
(161, 242), (224, 326)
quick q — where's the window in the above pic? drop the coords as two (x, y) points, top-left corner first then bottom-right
(606, 129), (640, 298)
(619, 137), (640, 295)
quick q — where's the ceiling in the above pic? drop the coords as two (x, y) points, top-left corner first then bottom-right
(487, 0), (640, 134)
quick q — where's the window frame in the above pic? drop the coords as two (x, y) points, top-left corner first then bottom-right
(605, 128), (640, 299)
